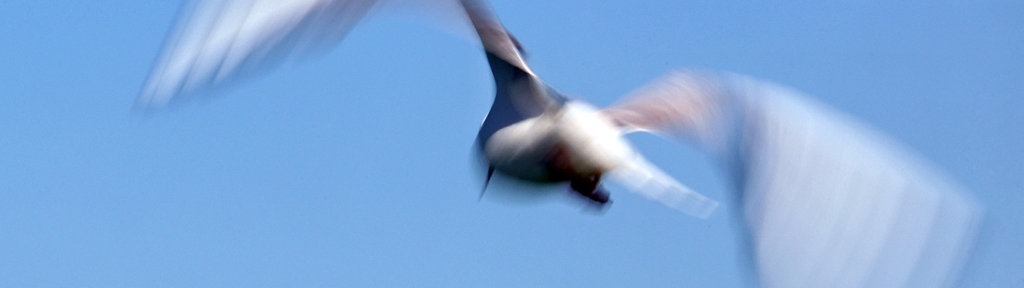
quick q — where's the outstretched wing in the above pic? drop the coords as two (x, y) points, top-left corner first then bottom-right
(459, 0), (559, 121)
(603, 71), (982, 287)
(457, 0), (530, 76)
(600, 71), (731, 151)
(137, 0), (381, 109)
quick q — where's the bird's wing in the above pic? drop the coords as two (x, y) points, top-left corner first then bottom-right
(604, 71), (982, 287)
(458, 0), (560, 119)
(137, 0), (381, 109)
(457, 0), (530, 76)
(600, 71), (729, 150)
(734, 86), (982, 288)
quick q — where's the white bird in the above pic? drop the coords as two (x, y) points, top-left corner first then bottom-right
(137, 0), (720, 217)
(459, 0), (718, 216)
(138, 0), (982, 287)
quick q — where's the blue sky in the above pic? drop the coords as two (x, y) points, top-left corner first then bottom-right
(1, 1), (1021, 287)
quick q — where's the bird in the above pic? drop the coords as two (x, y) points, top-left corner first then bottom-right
(460, 0), (719, 216)
(136, 0), (720, 218)
(137, 1), (982, 287)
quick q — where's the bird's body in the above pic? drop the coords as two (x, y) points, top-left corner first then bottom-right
(482, 101), (629, 182)
(459, 0), (713, 209)
(469, 31), (632, 203)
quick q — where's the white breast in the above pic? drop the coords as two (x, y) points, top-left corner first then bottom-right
(556, 102), (634, 175)
(484, 101), (634, 182)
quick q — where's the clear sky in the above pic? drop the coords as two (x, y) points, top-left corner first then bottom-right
(1, 1), (1021, 287)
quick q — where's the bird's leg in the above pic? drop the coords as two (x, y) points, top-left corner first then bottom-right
(570, 173), (611, 205)
(544, 142), (611, 206)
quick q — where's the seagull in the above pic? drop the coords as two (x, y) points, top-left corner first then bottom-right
(138, 1), (982, 287)
(136, 0), (720, 217)
(460, 0), (719, 216)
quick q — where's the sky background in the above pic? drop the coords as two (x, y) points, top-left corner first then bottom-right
(1, 1), (1021, 287)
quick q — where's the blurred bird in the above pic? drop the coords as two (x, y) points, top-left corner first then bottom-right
(137, 0), (982, 287)
(136, 0), (719, 217)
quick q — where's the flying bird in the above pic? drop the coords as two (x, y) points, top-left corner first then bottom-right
(137, 0), (720, 217)
(138, 0), (982, 287)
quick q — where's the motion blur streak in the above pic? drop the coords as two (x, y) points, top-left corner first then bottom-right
(137, 0), (381, 108)
(608, 71), (982, 287)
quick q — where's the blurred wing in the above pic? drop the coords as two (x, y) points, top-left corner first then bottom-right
(737, 90), (982, 288)
(458, 0), (531, 75)
(137, 0), (381, 109)
(607, 71), (982, 287)
(459, 0), (560, 117)
(600, 71), (730, 151)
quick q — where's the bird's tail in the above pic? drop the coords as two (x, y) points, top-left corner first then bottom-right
(606, 154), (719, 218)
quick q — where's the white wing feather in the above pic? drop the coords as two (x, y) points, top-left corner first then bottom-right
(605, 71), (982, 287)
(137, 0), (381, 108)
